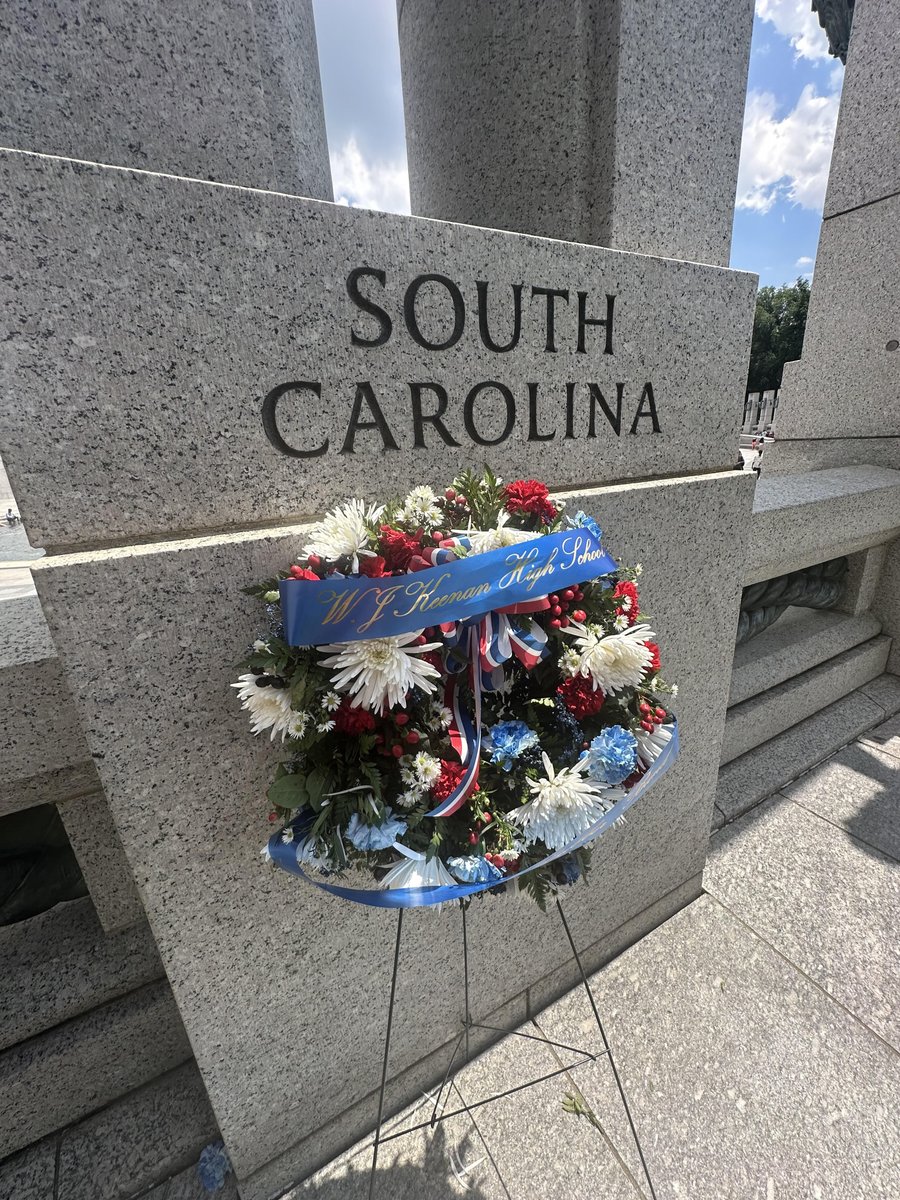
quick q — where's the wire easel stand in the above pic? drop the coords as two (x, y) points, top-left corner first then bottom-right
(366, 899), (658, 1200)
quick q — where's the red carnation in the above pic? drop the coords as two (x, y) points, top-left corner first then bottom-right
(503, 479), (558, 525)
(430, 760), (478, 802)
(358, 554), (389, 578)
(613, 580), (639, 624)
(644, 641), (661, 673)
(334, 698), (376, 735)
(379, 526), (421, 571)
(289, 565), (320, 581)
(557, 675), (605, 718)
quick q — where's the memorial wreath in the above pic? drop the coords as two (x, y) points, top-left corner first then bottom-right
(236, 470), (678, 909)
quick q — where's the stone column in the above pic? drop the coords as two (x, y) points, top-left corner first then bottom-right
(397, 0), (753, 265)
(766, 0), (900, 474)
(0, 0), (332, 197)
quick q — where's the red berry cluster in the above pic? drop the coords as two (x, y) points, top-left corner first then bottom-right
(638, 699), (667, 734)
(374, 708), (423, 756)
(547, 586), (586, 630)
(443, 487), (470, 520)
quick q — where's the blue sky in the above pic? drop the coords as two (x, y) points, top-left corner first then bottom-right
(311, 0), (843, 289)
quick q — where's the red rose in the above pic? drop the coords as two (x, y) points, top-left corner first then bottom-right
(557, 675), (605, 718)
(431, 760), (479, 802)
(503, 479), (558, 525)
(644, 641), (661, 673)
(612, 580), (639, 624)
(289, 565), (320, 581)
(334, 698), (376, 734)
(358, 554), (389, 578)
(379, 526), (421, 571)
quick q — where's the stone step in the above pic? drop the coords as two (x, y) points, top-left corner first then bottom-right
(0, 897), (163, 1052)
(721, 635), (890, 765)
(0, 1061), (219, 1200)
(729, 607), (882, 706)
(715, 678), (900, 827)
(1, 978), (191, 1158)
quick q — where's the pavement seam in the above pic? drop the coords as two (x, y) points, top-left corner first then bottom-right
(448, 1079), (513, 1200)
(779, 788), (900, 866)
(704, 893), (900, 1061)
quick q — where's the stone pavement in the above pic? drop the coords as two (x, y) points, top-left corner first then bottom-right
(290, 710), (900, 1200)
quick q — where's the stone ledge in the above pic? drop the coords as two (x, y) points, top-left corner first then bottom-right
(730, 608), (882, 706)
(715, 687), (887, 824)
(0, 896), (162, 1052)
(746, 465), (900, 585)
(721, 636), (890, 765)
(1, 979), (191, 1158)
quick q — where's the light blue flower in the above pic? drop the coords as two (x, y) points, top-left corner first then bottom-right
(559, 855), (581, 884)
(489, 720), (539, 771)
(447, 855), (504, 884)
(566, 510), (603, 542)
(197, 1141), (231, 1192)
(346, 808), (407, 851)
(585, 725), (638, 786)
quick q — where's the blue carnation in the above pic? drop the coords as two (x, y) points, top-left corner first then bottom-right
(566, 510), (603, 542)
(447, 855), (504, 884)
(197, 1141), (231, 1192)
(559, 855), (581, 885)
(347, 808), (407, 851)
(585, 726), (638, 785)
(489, 720), (539, 771)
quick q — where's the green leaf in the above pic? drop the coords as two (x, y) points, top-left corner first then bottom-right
(267, 773), (307, 809)
(305, 766), (333, 810)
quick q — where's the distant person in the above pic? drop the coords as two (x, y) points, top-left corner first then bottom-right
(735, 453), (745, 471)
(4, 508), (18, 526)
(751, 447), (763, 478)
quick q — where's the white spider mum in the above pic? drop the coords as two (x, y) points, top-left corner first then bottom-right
(319, 632), (441, 711)
(562, 622), (655, 695)
(232, 673), (297, 741)
(398, 485), (442, 529)
(509, 753), (613, 850)
(413, 752), (442, 787)
(465, 511), (539, 556)
(302, 499), (384, 568)
(635, 722), (674, 768)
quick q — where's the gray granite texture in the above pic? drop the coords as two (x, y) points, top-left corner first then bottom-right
(0, 594), (53, 665)
(782, 739), (900, 862)
(772, 195), (900, 443)
(860, 671), (900, 715)
(58, 791), (144, 932)
(1, 979), (190, 1158)
(746, 465), (900, 585)
(721, 635), (889, 765)
(0, 149), (757, 550)
(823, 0), (900, 218)
(0, 0), (332, 198)
(728, 607), (882, 706)
(56, 1063), (218, 1200)
(0, 1138), (56, 1200)
(715, 687), (886, 824)
(398, 0), (753, 265)
(535, 895), (900, 1198)
(874, 539), (900, 675)
(29, 468), (753, 1193)
(861, 713), (900, 761)
(706, 794), (900, 1049)
(761, 435), (900, 477)
(841, 543), (888, 615)
(0, 895), (161, 1051)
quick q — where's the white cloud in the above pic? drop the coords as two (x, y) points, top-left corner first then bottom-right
(756, 0), (831, 60)
(795, 256), (813, 267)
(736, 84), (840, 213)
(330, 136), (410, 215)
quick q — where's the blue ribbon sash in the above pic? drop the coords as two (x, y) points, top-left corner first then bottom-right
(280, 529), (616, 647)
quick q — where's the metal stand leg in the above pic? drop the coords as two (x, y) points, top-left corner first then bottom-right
(368, 909), (404, 1200)
(556, 899), (658, 1200)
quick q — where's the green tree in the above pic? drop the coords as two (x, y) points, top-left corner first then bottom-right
(747, 276), (811, 392)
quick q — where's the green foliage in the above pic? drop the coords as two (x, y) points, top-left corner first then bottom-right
(747, 276), (810, 393)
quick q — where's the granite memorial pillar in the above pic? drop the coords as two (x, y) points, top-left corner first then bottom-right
(0, 0), (333, 198)
(397, 0), (754, 265)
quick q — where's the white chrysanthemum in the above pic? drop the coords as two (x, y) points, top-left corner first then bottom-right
(398, 485), (442, 529)
(563, 622), (655, 695)
(509, 753), (614, 850)
(232, 673), (296, 741)
(302, 499), (385, 567)
(320, 632), (441, 711)
(465, 511), (539, 556)
(426, 703), (454, 731)
(613, 614), (629, 631)
(395, 789), (423, 810)
(635, 722), (673, 768)
(413, 752), (442, 787)
(316, 719), (336, 733)
(558, 647), (582, 678)
(321, 691), (341, 712)
(286, 710), (310, 740)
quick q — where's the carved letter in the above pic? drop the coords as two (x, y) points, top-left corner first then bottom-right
(564, 381), (576, 440)
(587, 382), (624, 437)
(630, 383), (661, 434)
(261, 381), (328, 458)
(410, 383), (462, 448)
(404, 274), (465, 350)
(530, 287), (569, 352)
(577, 292), (615, 355)
(463, 382), (516, 446)
(476, 281), (523, 352)
(342, 383), (400, 453)
(526, 382), (555, 442)
(347, 267), (392, 347)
